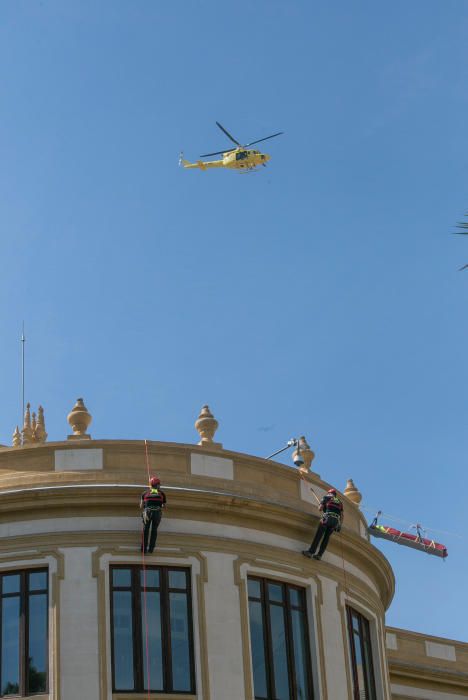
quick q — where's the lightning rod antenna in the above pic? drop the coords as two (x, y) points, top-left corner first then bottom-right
(21, 322), (25, 423)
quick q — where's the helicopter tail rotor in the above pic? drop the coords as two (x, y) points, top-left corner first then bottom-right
(179, 152), (197, 169)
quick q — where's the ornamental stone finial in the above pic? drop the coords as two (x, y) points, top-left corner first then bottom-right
(36, 405), (47, 443)
(12, 426), (21, 447)
(67, 398), (92, 440)
(31, 411), (38, 442)
(294, 435), (316, 474)
(21, 402), (33, 444)
(344, 478), (362, 505)
(195, 405), (220, 446)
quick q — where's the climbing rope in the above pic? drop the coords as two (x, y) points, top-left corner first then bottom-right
(142, 439), (151, 699)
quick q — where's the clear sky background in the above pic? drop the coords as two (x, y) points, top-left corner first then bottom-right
(0, 1), (467, 640)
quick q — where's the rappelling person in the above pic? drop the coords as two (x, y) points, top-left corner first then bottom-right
(140, 475), (166, 554)
(302, 488), (343, 561)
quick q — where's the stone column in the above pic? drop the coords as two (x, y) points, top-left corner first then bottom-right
(59, 548), (100, 700)
(202, 551), (245, 698)
(319, 576), (352, 699)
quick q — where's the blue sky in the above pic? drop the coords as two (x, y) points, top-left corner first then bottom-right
(1, 1), (467, 640)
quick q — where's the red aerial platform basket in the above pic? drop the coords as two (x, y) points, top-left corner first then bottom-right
(368, 522), (448, 559)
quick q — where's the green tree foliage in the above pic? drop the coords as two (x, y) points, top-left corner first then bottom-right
(28, 659), (46, 693)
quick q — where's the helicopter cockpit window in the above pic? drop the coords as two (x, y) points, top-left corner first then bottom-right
(236, 151), (248, 161)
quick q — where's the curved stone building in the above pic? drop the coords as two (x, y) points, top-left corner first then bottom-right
(0, 401), (466, 700)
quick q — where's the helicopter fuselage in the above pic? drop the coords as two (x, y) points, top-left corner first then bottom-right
(181, 148), (270, 171)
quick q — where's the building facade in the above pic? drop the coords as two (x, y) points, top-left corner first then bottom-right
(0, 400), (466, 700)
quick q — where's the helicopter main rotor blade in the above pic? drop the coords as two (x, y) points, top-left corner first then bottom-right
(216, 121), (241, 146)
(199, 148), (236, 157)
(454, 213), (468, 232)
(245, 131), (284, 147)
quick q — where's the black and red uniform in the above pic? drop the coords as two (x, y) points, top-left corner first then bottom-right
(140, 487), (166, 554)
(306, 493), (343, 559)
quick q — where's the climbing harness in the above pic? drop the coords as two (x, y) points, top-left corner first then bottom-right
(298, 472), (350, 592)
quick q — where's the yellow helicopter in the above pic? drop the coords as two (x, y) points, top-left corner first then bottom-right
(180, 121), (283, 172)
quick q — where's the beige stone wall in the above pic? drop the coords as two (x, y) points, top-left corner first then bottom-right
(0, 439), (398, 700)
(0, 440), (394, 586)
(387, 627), (468, 699)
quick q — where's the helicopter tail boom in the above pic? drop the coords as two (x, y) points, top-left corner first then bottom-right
(180, 158), (199, 169)
(179, 153), (224, 170)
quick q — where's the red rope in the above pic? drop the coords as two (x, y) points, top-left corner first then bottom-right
(142, 439), (151, 699)
(144, 438), (152, 482)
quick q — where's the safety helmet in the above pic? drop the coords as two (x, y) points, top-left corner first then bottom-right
(327, 488), (337, 495)
(150, 476), (161, 487)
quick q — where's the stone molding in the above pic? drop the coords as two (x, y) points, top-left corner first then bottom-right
(386, 625), (468, 693)
(0, 489), (394, 610)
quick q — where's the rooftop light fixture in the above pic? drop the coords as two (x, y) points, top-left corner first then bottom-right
(266, 438), (304, 467)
